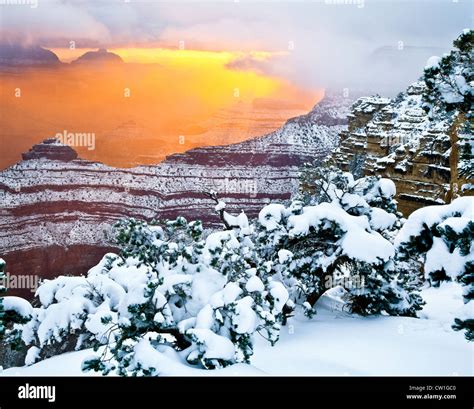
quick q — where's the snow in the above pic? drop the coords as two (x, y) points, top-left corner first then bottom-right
(287, 203), (394, 263)
(277, 249), (293, 264)
(454, 75), (470, 95)
(86, 276), (125, 310)
(341, 230), (394, 264)
(288, 203), (368, 237)
(2, 349), (109, 377)
(341, 192), (366, 209)
(418, 282), (465, 330)
(205, 231), (239, 251)
(36, 297), (94, 346)
(251, 307), (471, 376)
(232, 296), (258, 334)
(377, 178), (396, 198)
(395, 197), (474, 248)
(245, 276), (265, 293)
(369, 208), (397, 231)
(35, 276), (88, 307)
(84, 304), (117, 343)
(25, 346), (41, 366)
(214, 201), (226, 211)
(195, 305), (214, 330)
(1, 296), (33, 318)
(438, 216), (472, 234)
(117, 285), (148, 317)
(223, 211), (249, 229)
(160, 274), (193, 295)
(221, 282), (242, 305)
(424, 238), (472, 280)
(258, 204), (286, 231)
(425, 56), (441, 70)
(106, 262), (149, 292)
(186, 329), (236, 360)
(441, 87), (464, 104)
(4, 287), (471, 376)
(188, 270), (226, 315)
(268, 282), (289, 314)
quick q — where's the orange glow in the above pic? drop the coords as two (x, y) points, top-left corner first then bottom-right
(48, 48), (97, 63)
(0, 48), (321, 169)
(51, 47), (284, 65)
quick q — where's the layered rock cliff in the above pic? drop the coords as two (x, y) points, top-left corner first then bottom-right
(334, 30), (473, 216)
(0, 94), (352, 295)
(334, 82), (472, 214)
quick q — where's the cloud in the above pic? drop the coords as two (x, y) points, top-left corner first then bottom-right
(0, 0), (111, 46)
(0, 0), (471, 93)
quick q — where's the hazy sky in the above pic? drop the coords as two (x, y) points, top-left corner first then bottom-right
(0, 0), (472, 91)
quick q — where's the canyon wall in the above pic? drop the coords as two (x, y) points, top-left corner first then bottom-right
(334, 81), (473, 215)
(0, 94), (352, 296)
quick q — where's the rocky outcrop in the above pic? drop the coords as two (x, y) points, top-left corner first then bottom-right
(0, 43), (61, 67)
(0, 94), (352, 296)
(21, 139), (78, 161)
(71, 48), (123, 65)
(334, 81), (473, 215)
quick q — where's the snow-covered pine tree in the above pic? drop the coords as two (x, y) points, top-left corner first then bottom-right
(256, 167), (423, 317)
(422, 29), (473, 199)
(423, 29), (473, 117)
(395, 197), (474, 341)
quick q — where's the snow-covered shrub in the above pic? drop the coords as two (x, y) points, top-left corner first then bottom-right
(395, 197), (474, 340)
(21, 256), (124, 358)
(300, 165), (401, 225)
(0, 259), (33, 354)
(255, 167), (422, 317)
(76, 213), (288, 375)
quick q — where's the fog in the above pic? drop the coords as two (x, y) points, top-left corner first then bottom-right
(1, 0), (471, 94)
